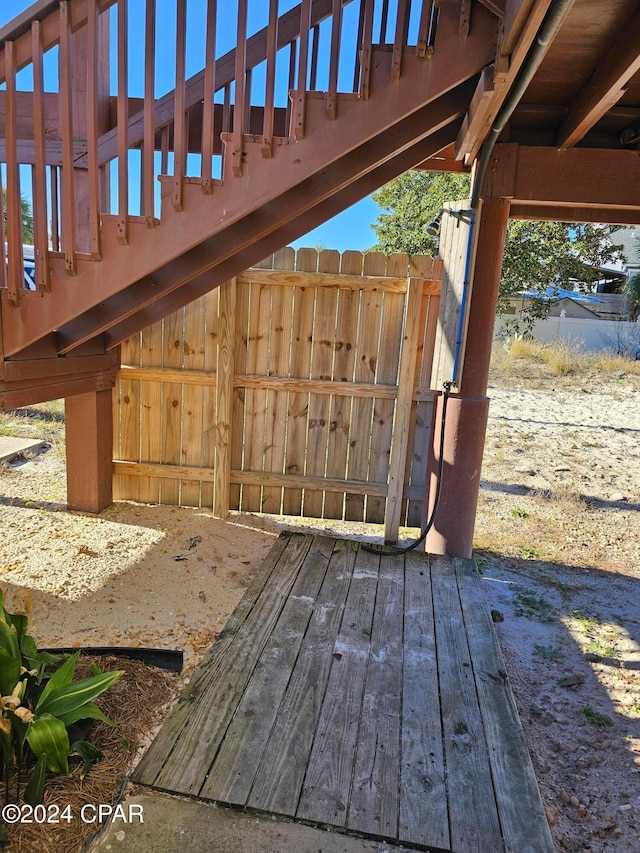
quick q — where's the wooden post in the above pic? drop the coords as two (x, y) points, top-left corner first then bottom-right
(425, 197), (510, 558)
(66, 390), (114, 512)
(65, 10), (113, 513)
(214, 278), (236, 518)
(384, 276), (422, 542)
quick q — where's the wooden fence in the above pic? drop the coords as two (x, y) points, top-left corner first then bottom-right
(113, 247), (442, 541)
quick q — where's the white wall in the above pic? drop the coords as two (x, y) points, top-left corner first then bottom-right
(494, 315), (640, 355)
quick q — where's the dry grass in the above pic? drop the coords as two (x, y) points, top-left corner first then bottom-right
(490, 338), (640, 389)
(2, 657), (180, 853)
(0, 401), (66, 460)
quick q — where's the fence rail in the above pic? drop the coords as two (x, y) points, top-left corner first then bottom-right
(113, 247), (442, 539)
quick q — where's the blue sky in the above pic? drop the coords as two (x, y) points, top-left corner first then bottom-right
(1, 1), (383, 252)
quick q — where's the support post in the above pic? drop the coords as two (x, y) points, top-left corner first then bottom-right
(63, 13), (113, 515)
(65, 390), (114, 512)
(425, 196), (510, 557)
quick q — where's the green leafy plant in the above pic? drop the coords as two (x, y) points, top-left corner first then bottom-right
(582, 704), (614, 727)
(514, 589), (554, 622)
(0, 588), (123, 807)
(510, 507), (529, 518)
(533, 644), (563, 662)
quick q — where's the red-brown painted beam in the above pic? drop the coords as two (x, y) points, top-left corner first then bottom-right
(510, 203), (640, 225)
(556, 9), (640, 148)
(486, 144), (640, 211)
(0, 366), (116, 412)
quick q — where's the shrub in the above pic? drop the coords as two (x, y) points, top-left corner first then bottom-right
(0, 589), (123, 807)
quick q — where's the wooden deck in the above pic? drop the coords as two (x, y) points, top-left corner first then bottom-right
(133, 532), (553, 853)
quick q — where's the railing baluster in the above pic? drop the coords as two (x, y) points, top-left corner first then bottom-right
(392, 0), (410, 80)
(59, 1), (76, 273)
(417, 0), (434, 57)
(293, 0), (312, 140)
(31, 20), (50, 288)
(310, 24), (320, 90)
(232, 0), (248, 176)
(286, 40), (296, 131)
(86, 0), (102, 255)
(161, 127), (169, 175)
(222, 82), (231, 136)
(379, 0), (390, 42)
(117, 0), (129, 243)
(352, 0), (366, 94)
(173, 0), (187, 209)
(50, 167), (60, 252)
(327, 0), (342, 119)
(202, 0), (217, 189)
(144, 0), (157, 220)
(360, 0), (374, 99)
(244, 67), (252, 132)
(428, 0), (440, 51)
(262, 0), (278, 159)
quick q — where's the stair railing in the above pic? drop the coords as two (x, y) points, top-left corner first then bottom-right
(0, 0), (436, 306)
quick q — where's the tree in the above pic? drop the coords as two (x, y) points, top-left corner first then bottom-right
(622, 243), (640, 322)
(370, 171), (624, 333)
(624, 271), (640, 322)
(2, 187), (34, 245)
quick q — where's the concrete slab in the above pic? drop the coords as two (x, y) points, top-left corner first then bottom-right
(0, 436), (47, 463)
(87, 792), (416, 853)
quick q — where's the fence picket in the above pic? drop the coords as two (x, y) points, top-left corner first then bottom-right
(366, 253), (407, 523)
(304, 250), (339, 518)
(201, 288), (220, 508)
(161, 310), (184, 505)
(262, 249), (295, 514)
(345, 251), (382, 521)
(283, 248), (317, 515)
(139, 320), (163, 504)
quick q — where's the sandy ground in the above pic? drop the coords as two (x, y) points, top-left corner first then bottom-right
(476, 372), (640, 852)
(1, 365), (639, 851)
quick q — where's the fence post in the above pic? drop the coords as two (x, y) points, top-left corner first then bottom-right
(214, 277), (236, 518)
(384, 276), (423, 543)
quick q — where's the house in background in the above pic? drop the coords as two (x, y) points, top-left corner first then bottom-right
(612, 226), (640, 278)
(506, 287), (604, 321)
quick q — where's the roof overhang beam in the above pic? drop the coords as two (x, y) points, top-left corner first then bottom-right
(556, 9), (640, 148)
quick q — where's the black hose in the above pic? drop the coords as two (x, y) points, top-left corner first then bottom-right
(363, 382), (452, 557)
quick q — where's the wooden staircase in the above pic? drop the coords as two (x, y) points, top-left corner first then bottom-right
(0, 0), (498, 409)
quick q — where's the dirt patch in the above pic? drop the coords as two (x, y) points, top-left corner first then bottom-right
(476, 359), (640, 852)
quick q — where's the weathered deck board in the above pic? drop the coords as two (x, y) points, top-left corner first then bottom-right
(134, 534), (553, 853)
(431, 553), (504, 853)
(399, 551), (449, 849)
(247, 538), (357, 814)
(200, 536), (334, 803)
(455, 557), (555, 853)
(296, 546), (379, 827)
(348, 559), (403, 838)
